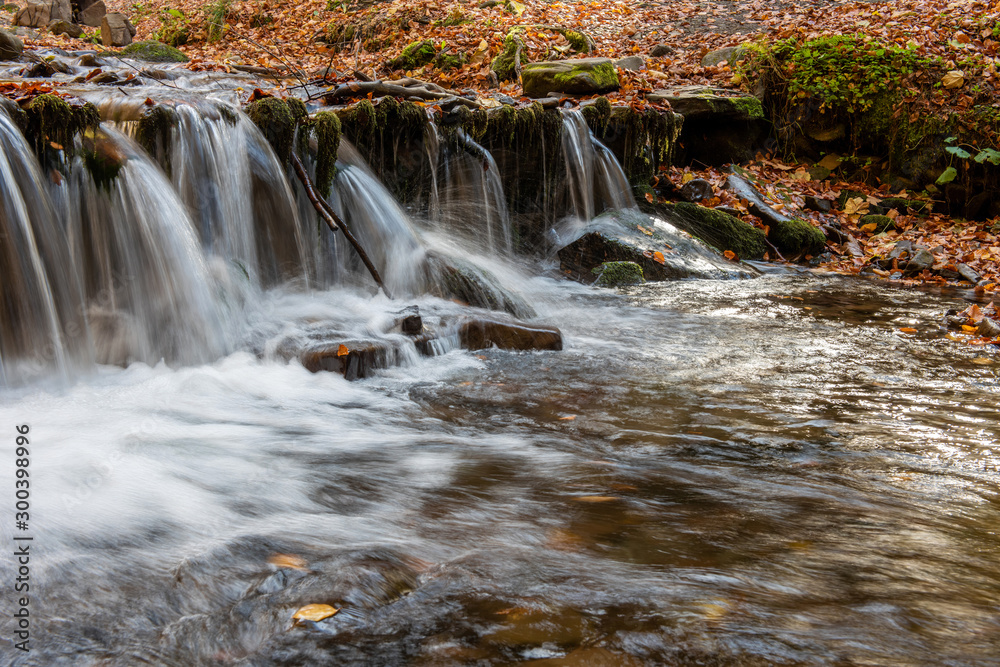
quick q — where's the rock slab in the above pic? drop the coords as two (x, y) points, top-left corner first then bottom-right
(521, 58), (619, 98)
(78, 0), (107, 27)
(15, 0), (72, 28)
(0, 29), (23, 60)
(101, 12), (136, 47)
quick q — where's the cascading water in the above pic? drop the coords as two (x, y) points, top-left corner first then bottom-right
(561, 109), (635, 221)
(426, 124), (513, 255)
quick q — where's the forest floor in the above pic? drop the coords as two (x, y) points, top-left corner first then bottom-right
(3, 0), (1000, 339)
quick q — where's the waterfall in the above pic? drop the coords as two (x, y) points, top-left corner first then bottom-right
(0, 106), (231, 383)
(427, 124), (513, 255)
(561, 109), (635, 221)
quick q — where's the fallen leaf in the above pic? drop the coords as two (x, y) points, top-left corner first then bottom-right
(817, 153), (841, 169)
(723, 250), (737, 260)
(292, 604), (339, 623)
(942, 70), (965, 89)
(971, 357), (994, 364)
(559, 414), (576, 420)
(652, 251), (666, 264)
(268, 553), (309, 571)
(574, 495), (618, 502)
(899, 327), (917, 333)
(860, 223), (877, 233)
(337, 344), (349, 356)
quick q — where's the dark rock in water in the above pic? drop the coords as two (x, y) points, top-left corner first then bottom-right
(805, 195), (832, 213)
(0, 29), (24, 60)
(302, 340), (408, 380)
(427, 254), (534, 319)
(593, 261), (644, 287)
(521, 58), (619, 98)
(666, 202), (766, 260)
(680, 178), (713, 203)
(725, 174), (825, 257)
(394, 306), (423, 335)
(77, 52), (106, 67)
(958, 263), (980, 284)
(89, 70), (119, 84)
(458, 318), (563, 352)
(903, 248), (934, 275)
(101, 12), (136, 47)
(16, 0), (72, 28)
(48, 18), (83, 38)
(78, 0), (107, 27)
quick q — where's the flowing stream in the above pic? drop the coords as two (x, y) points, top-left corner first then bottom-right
(1, 80), (999, 665)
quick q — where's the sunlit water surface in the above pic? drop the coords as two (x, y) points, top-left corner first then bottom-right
(2, 272), (999, 666)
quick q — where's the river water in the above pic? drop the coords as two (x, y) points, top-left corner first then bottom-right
(3, 270), (999, 665)
(1, 65), (999, 664)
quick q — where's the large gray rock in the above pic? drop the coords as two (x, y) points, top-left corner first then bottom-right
(0, 29), (24, 60)
(701, 46), (747, 67)
(48, 19), (83, 38)
(614, 55), (644, 71)
(648, 85), (762, 120)
(78, 0), (106, 27)
(521, 58), (619, 98)
(101, 12), (136, 47)
(15, 0), (72, 28)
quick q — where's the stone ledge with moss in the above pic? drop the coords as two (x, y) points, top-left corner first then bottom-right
(648, 86), (763, 120)
(521, 58), (619, 99)
(118, 40), (188, 63)
(666, 202), (767, 260)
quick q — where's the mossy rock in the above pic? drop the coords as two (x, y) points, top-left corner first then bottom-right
(119, 40), (189, 63)
(592, 261), (644, 287)
(768, 217), (826, 256)
(310, 111), (341, 197)
(245, 97), (296, 165)
(859, 214), (895, 233)
(387, 39), (436, 70)
(521, 57), (619, 98)
(491, 28), (526, 83)
(670, 202), (767, 260)
(135, 105), (178, 168)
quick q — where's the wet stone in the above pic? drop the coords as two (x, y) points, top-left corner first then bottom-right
(0, 29), (24, 60)
(78, 0), (106, 27)
(680, 177), (713, 203)
(458, 318), (563, 352)
(48, 19), (83, 38)
(302, 340), (410, 380)
(904, 248), (935, 275)
(958, 263), (981, 284)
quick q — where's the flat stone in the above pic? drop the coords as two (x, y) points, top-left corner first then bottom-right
(701, 46), (746, 67)
(903, 248), (935, 275)
(78, 0), (106, 27)
(521, 57), (619, 98)
(0, 29), (23, 61)
(458, 318), (563, 352)
(805, 195), (833, 213)
(614, 55), (644, 71)
(958, 263), (981, 284)
(302, 340), (409, 380)
(648, 86), (763, 120)
(649, 44), (671, 57)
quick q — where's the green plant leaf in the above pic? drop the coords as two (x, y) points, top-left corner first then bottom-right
(945, 146), (971, 159)
(167, 8), (182, 17)
(935, 166), (958, 185)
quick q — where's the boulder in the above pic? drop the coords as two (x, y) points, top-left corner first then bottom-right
(858, 214), (895, 233)
(958, 263), (981, 284)
(649, 44), (671, 57)
(0, 29), (23, 60)
(48, 18), (83, 38)
(101, 12), (135, 47)
(680, 178), (713, 203)
(648, 85), (762, 120)
(302, 340), (409, 380)
(521, 58), (619, 98)
(903, 248), (934, 275)
(458, 318), (563, 352)
(700, 46), (747, 67)
(614, 55), (644, 71)
(78, 0), (106, 27)
(15, 0), (72, 28)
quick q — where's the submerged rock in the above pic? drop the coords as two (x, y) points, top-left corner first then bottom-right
(521, 58), (619, 98)
(301, 340), (410, 380)
(458, 318), (563, 352)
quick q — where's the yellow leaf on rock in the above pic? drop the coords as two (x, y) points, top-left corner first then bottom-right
(652, 251), (666, 264)
(268, 553), (309, 571)
(681, 172), (694, 184)
(817, 153), (841, 170)
(292, 604), (339, 623)
(972, 357), (994, 364)
(860, 223), (877, 233)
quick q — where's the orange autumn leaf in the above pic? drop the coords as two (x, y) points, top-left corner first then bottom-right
(723, 250), (737, 261)
(899, 327), (917, 334)
(337, 344), (349, 356)
(292, 604), (339, 624)
(268, 553), (309, 571)
(652, 251), (666, 265)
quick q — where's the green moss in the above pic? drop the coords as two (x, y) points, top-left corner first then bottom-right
(725, 95), (763, 120)
(24, 94), (74, 157)
(312, 111), (341, 198)
(581, 96), (611, 134)
(435, 52), (464, 71)
(119, 40), (189, 63)
(768, 217), (826, 256)
(550, 61), (618, 91)
(286, 97), (308, 125)
(245, 97), (295, 165)
(491, 28), (525, 82)
(387, 39), (437, 70)
(345, 98), (376, 137)
(216, 102), (238, 126)
(592, 261), (644, 286)
(562, 30), (589, 54)
(671, 202), (767, 260)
